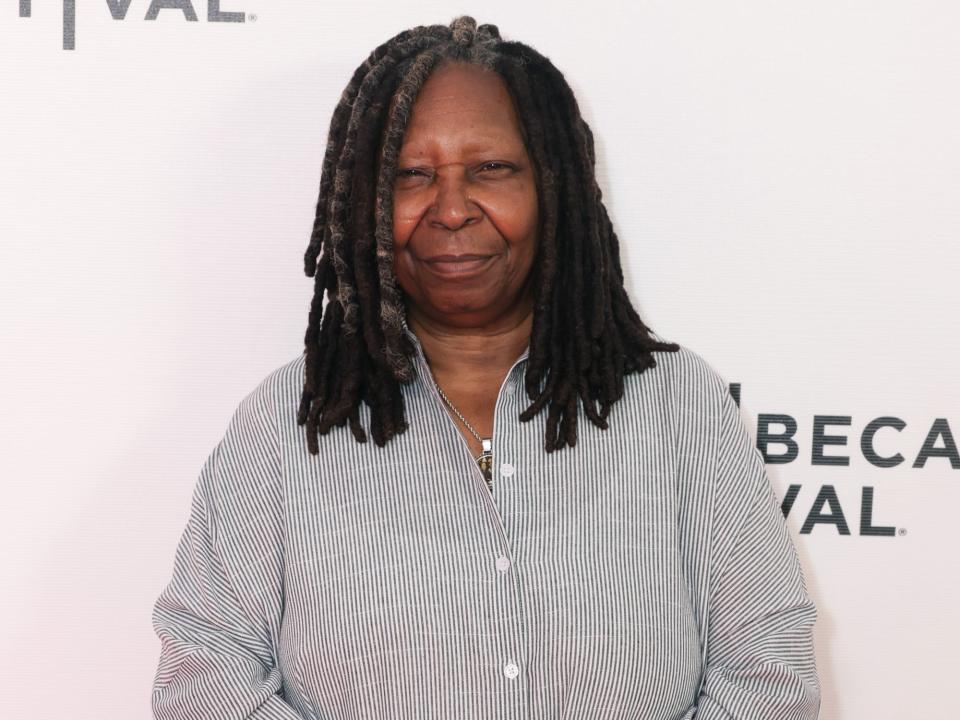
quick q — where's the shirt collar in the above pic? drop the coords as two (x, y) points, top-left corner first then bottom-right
(401, 321), (530, 370)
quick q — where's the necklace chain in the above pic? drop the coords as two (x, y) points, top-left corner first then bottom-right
(433, 381), (484, 444)
(432, 380), (494, 489)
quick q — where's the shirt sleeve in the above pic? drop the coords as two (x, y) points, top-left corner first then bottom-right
(690, 381), (822, 719)
(151, 379), (300, 720)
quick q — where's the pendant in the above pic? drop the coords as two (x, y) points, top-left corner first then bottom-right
(477, 438), (493, 490)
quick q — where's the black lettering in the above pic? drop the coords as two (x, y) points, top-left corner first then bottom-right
(859, 486), (895, 536)
(145, 0), (199, 21)
(780, 484), (802, 518)
(800, 485), (851, 535)
(63, 0), (74, 50)
(208, 0), (245, 22)
(728, 383), (741, 407)
(756, 414), (798, 464)
(861, 416), (906, 468)
(913, 418), (960, 469)
(104, 0), (134, 20)
(812, 415), (851, 466)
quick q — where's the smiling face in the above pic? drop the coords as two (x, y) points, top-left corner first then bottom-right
(391, 61), (540, 331)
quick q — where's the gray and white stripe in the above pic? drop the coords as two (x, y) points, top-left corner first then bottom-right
(152, 328), (820, 719)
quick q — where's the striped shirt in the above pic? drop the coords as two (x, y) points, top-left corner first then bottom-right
(151, 328), (821, 719)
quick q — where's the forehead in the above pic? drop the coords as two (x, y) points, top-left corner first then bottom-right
(398, 62), (527, 154)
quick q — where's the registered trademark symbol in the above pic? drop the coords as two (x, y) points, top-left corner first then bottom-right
(247, 13), (257, 22)
(898, 528), (907, 536)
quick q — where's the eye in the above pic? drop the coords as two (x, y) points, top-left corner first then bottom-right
(480, 161), (512, 172)
(395, 167), (429, 179)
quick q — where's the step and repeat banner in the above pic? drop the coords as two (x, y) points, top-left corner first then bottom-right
(1, 2), (956, 718)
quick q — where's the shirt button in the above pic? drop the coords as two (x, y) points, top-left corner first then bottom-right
(495, 555), (511, 573)
(500, 462), (516, 477)
(503, 661), (520, 679)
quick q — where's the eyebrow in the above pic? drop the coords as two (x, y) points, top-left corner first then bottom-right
(398, 138), (525, 160)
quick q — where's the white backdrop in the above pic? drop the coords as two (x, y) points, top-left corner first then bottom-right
(2, 2), (958, 718)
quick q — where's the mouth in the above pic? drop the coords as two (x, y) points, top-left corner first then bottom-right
(421, 254), (497, 278)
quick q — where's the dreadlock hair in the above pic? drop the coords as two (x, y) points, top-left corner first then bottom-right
(298, 15), (680, 456)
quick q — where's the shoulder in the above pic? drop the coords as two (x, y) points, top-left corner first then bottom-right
(190, 354), (308, 541)
(223, 352), (307, 441)
(601, 328), (735, 461)
(639, 328), (732, 421)
(639, 331), (761, 500)
(203, 353), (306, 499)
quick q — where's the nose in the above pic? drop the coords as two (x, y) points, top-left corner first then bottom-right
(429, 166), (482, 231)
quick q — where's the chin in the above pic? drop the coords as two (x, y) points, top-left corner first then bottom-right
(427, 295), (491, 318)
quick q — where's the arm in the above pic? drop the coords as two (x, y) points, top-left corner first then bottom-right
(690, 383), (821, 719)
(151, 378), (301, 720)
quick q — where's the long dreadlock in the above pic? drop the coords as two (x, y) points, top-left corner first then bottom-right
(298, 15), (680, 455)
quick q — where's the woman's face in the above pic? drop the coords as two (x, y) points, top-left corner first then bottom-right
(391, 61), (540, 330)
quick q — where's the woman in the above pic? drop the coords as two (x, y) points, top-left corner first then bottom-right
(152, 16), (821, 719)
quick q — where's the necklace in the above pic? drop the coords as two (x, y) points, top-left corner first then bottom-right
(433, 380), (494, 490)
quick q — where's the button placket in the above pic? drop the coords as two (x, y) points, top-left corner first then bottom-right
(485, 353), (528, 699)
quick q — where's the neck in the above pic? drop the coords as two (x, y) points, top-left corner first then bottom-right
(407, 304), (532, 383)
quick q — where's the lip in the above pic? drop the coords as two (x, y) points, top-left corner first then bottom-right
(421, 254), (496, 278)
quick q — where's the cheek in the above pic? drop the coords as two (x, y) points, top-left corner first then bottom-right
(492, 185), (539, 251)
(391, 194), (424, 250)
(390, 198), (419, 293)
